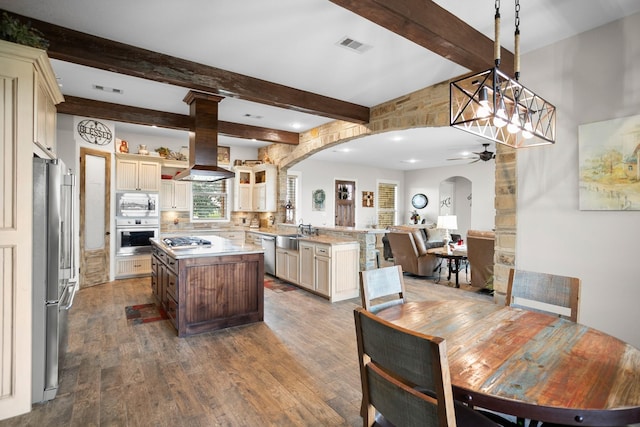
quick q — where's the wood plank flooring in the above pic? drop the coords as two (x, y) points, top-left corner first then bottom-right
(1, 272), (490, 427)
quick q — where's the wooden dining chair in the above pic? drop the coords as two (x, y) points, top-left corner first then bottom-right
(359, 265), (406, 314)
(353, 307), (500, 427)
(506, 269), (580, 322)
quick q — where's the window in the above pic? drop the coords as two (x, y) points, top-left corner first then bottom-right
(191, 180), (229, 221)
(377, 181), (397, 227)
(286, 172), (300, 223)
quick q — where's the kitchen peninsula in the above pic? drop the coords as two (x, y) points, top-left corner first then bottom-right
(151, 236), (264, 337)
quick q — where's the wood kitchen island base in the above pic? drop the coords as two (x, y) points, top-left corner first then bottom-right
(152, 238), (264, 337)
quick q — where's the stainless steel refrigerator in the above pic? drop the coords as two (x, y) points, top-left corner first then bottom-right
(32, 157), (78, 403)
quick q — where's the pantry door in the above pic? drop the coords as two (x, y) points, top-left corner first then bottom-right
(335, 180), (355, 227)
(79, 147), (111, 287)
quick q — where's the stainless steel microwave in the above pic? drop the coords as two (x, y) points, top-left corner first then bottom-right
(116, 192), (159, 217)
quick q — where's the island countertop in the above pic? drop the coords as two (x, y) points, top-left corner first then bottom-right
(150, 235), (263, 259)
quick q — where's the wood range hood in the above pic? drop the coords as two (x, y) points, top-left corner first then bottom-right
(174, 91), (235, 182)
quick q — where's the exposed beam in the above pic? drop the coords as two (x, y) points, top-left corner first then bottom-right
(329, 0), (515, 77)
(58, 96), (299, 145)
(3, 11), (369, 124)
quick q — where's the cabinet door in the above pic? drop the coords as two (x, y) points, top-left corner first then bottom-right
(116, 158), (140, 190)
(160, 180), (174, 210)
(137, 160), (160, 191)
(287, 251), (300, 284)
(315, 256), (331, 296)
(253, 184), (266, 211)
(236, 185), (252, 211)
(34, 78), (56, 157)
(172, 181), (191, 210)
(276, 249), (287, 280)
(299, 243), (315, 290)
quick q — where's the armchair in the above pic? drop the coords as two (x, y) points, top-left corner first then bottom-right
(386, 227), (442, 277)
(466, 230), (495, 290)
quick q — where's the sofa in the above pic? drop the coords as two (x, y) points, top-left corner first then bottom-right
(384, 225), (444, 277)
(466, 230), (495, 290)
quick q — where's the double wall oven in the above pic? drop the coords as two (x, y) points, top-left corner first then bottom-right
(116, 192), (159, 255)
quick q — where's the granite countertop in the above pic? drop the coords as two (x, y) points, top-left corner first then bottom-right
(151, 236), (263, 259)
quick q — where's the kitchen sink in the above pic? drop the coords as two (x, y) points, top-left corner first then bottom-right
(276, 234), (304, 251)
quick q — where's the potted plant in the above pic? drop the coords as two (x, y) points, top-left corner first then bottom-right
(0, 12), (49, 49)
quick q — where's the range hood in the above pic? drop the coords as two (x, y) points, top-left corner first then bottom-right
(174, 91), (235, 182)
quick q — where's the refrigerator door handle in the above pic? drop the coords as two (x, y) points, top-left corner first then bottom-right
(60, 281), (78, 311)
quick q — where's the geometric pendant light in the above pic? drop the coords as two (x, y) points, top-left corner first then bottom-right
(450, 0), (556, 148)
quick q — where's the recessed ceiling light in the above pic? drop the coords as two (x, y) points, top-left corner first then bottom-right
(291, 123), (303, 130)
(401, 159), (420, 164)
(391, 135), (403, 142)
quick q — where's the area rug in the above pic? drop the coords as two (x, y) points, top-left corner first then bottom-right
(125, 303), (168, 325)
(264, 278), (297, 293)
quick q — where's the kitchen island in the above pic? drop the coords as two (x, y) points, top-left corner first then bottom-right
(150, 236), (264, 337)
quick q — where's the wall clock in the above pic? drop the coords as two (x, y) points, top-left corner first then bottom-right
(411, 193), (429, 209)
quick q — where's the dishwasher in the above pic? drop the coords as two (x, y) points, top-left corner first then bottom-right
(260, 235), (276, 275)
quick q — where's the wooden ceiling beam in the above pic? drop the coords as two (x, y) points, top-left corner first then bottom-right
(329, 0), (515, 77)
(58, 96), (299, 145)
(4, 11), (369, 124)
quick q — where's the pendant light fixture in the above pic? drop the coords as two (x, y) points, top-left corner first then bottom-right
(450, 0), (556, 148)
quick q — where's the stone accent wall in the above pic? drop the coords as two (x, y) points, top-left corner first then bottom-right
(257, 75), (516, 302)
(493, 144), (517, 302)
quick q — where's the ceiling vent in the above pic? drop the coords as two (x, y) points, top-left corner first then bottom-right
(336, 36), (372, 54)
(93, 84), (123, 94)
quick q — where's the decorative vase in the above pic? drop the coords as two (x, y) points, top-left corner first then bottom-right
(138, 144), (148, 155)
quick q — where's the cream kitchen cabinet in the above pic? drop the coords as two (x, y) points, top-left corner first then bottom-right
(116, 254), (152, 278)
(233, 166), (253, 211)
(116, 154), (161, 191)
(0, 40), (63, 420)
(276, 248), (299, 285)
(252, 164), (277, 212)
(298, 240), (359, 302)
(233, 164), (277, 212)
(161, 180), (191, 210)
(34, 74), (59, 158)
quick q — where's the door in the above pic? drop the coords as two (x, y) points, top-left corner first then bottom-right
(335, 180), (355, 227)
(80, 148), (111, 287)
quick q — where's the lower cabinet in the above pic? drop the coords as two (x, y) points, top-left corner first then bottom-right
(276, 248), (299, 284)
(116, 254), (152, 278)
(297, 241), (359, 302)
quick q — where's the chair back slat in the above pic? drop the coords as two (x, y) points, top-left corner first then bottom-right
(506, 269), (580, 322)
(354, 307), (457, 426)
(360, 265), (406, 314)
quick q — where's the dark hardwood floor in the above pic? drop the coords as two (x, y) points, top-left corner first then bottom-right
(2, 271), (489, 426)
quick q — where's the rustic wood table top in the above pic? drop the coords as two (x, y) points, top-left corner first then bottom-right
(377, 300), (640, 426)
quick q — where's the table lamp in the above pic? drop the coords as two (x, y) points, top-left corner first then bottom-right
(437, 215), (458, 253)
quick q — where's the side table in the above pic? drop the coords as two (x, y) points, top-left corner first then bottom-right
(429, 247), (468, 288)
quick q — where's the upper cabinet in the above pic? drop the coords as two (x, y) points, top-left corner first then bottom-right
(161, 180), (191, 210)
(34, 75), (59, 157)
(116, 154), (161, 192)
(233, 164), (277, 212)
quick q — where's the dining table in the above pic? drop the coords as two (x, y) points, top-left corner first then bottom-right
(376, 299), (640, 426)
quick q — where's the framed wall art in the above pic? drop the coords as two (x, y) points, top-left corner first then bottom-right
(578, 114), (640, 210)
(312, 189), (326, 211)
(217, 146), (230, 165)
(362, 191), (374, 207)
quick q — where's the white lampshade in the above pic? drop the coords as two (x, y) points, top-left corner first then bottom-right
(436, 215), (458, 230)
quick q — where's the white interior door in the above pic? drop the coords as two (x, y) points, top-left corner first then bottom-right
(79, 148), (111, 287)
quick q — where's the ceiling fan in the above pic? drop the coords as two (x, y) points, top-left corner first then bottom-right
(447, 143), (495, 164)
